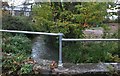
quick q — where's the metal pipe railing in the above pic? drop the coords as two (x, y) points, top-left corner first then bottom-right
(0, 29), (120, 67)
(0, 30), (64, 67)
(62, 38), (120, 41)
(0, 30), (60, 36)
(61, 38), (120, 67)
(58, 33), (63, 67)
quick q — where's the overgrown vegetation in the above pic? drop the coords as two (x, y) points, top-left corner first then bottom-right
(2, 33), (34, 75)
(2, 2), (119, 75)
(32, 2), (107, 38)
(63, 41), (119, 63)
(32, 2), (119, 63)
(2, 14), (33, 31)
(2, 12), (35, 75)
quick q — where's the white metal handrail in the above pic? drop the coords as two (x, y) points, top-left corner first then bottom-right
(0, 29), (63, 67)
(0, 29), (120, 67)
(0, 30), (60, 36)
(62, 38), (120, 41)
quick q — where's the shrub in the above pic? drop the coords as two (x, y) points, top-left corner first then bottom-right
(2, 33), (31, 54)
(63, 41), (119, 63)
(2, 33), (32, 74)
(2, 15), (33, 31)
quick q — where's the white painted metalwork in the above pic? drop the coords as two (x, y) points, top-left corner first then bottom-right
(58, 33), (63, 67)
(0, 29), (63, 67)
(0, 29), (120, 67)
(62, 38), (120, 41)
(0, 30), (60, 36)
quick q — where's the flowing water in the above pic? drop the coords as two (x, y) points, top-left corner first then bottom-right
(32, 36), (58, 62)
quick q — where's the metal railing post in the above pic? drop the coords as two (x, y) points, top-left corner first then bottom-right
(58, 33), (63, 67)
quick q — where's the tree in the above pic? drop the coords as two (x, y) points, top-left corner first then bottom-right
(32, 3), (53, 32)
(73, 3), (107, 25)
(32, 2), (108, 38)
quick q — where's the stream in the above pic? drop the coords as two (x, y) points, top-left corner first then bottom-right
(31, 36), (58, 62)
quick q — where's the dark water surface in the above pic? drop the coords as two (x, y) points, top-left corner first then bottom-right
(32, 36), (58, 62)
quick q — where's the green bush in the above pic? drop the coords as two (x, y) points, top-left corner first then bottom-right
(63, 41), (119, 63)
(2, 33), (31, 54)
(2, 15), (33, 31)
(2, 33), (33, 74)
